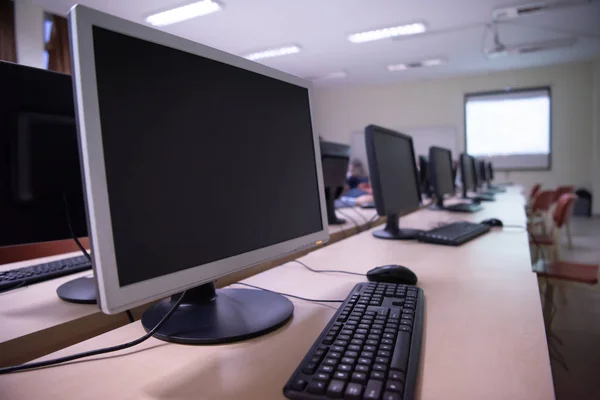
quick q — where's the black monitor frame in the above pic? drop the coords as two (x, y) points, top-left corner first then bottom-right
(320, 141), (350, 225)
(429, 146), (455, 209)
(460, 153), (476, 198)
(418, 155), (432, 198)
(365, 125), (422, 240)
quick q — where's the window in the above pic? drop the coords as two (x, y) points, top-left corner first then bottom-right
(465, 87), (551, 170)
(43, 17), (53, 69)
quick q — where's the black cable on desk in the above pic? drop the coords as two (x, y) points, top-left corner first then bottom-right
(335, 208), (362, 232)
(0, 291), (186, 375)
(291, 259), (365, 277)
(236, 282), (344, 304)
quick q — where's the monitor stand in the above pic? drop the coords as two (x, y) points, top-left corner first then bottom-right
(141, 282), (294, 344)
(56, 275), (97, 304)
(427, 197), (446, 211)
(372, 214), (422, 240)
(326, 189), (346, 225)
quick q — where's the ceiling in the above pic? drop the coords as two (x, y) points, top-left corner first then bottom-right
(31, 0), (600, 86)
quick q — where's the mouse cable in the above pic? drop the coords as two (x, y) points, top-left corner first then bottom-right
(0, 291), (186, 375)
(367, 213), (379, 229)
(291, 259), (365, 277)
(64, 192), (135, 323)
(236, 282), (344, 304)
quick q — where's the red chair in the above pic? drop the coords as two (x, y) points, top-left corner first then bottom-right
(527, 190), (555, 234)
(529, 193), (577, 262)
(530, 183), (542, 201)
(553, 186), (575, 247)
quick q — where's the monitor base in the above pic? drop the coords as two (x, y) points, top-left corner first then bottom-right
(427, 203), (445, 211)
(372, 214), (422, 240)
(141, 282), (294, 344)
(56, 275), (97, 304)
(373, 228), (422, 240)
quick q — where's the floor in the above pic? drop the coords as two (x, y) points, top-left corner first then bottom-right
(544, 216), (600, 400)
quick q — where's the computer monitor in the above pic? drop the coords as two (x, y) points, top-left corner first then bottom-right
(477, 159), (489, 186)
(429, 146), (455, 209)
(320, 141), (350, 225)
(69, 5), (328, 344)
(418, 155), (432, 198)
(487, 162), (495, 182)
(460, 153), (476, 198)
(0, 61), (93, 303)
(365, 125), (422, 240)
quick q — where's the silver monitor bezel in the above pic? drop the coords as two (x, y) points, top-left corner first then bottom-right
(68, 5), (329, 314)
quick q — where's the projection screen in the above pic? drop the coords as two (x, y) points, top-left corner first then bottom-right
(465, 87), (551, 170)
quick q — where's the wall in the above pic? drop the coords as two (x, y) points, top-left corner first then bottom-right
(14, 0), (44, 69)
(593, 57), (600, 214)
(313, 62), (595, 196)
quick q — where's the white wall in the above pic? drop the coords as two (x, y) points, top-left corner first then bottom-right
(313, 62), (595, 197)
(593, 57), (600, 214)
(14, 0), (44, 69)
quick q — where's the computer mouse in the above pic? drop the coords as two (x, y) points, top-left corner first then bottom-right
(366, 265), (418, 285)
(481, 218), (503, 227)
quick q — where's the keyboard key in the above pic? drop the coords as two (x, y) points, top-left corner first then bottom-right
(391, 331), (411, 372)
(361, 351), (374, 358)
(371, 371), (386, 380)
(338, 334), (351, 341)
(373, 363), (387, 372)
(363, 345), (377, 352)
(345, 350), (359, 358)
(386, 380), (404, 393)
(329, 351), (342, 359)
(302, 362), (317, 374)
(389, 370), (406, 382)
(344, 382), (364, 399)
(326, 380), (346, 397)
(382, 338), (394, 345)
(382, 391), (402, 400)
(348, 344), (362, 352)
(353, 334), (366, 340)
(324, 358), (338, 366)
(383, 333), (395, 339)
(364, 379), (383, 399)
(380, 344), (392, 351)
(291, 379), (307, 391)
(358, 357), (372, 365)
(319, 365), (334, 373)
(355, 364), (369, 373)
(378, 350), (391, 357)
(334, 340), (348, 347)
(337, 364), (352, 372)
(351, 371), (367, 384)
(350, 339), (364, 346)
(341, 357), (356, 365)
(314, 372), (330, 381)
(332, 345), (345, 353)
(307, 380), (327, 394)
(365, 339), (379, 346)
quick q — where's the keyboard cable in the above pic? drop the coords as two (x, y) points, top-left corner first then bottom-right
(291, 259), (365, 277)
(0, 290), (186, 375)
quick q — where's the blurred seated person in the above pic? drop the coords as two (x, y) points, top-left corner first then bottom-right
(341, 159), (374, 206)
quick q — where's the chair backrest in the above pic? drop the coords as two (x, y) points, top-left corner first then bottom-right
(530, 184), (542, 200)
(553, 185), (574, 202)
(553, 193), (577, 228)
(531, 190), (555, 213)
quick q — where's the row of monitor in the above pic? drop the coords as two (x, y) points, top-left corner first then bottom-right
(1, 5), (499, 345)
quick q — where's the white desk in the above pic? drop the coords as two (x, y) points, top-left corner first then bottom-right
(0, 190), (554, 399)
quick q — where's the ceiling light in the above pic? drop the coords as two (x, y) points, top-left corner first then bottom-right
(348, 23), (426, 44)
(319, 71), (348, 80)
(244, 45), (301, 61)
(146, 0), (221, 27)
(387, 58), (446, 71)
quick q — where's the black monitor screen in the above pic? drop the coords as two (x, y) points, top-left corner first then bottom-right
(460, 153), (476, 191)
(320, 141), (350, 189)
(365, 125), (421, 217)
(0, 62), (87, 247)
(92, 27), (323, 286)
(429, 147), (454, 197)
(488, 162), (495, 181)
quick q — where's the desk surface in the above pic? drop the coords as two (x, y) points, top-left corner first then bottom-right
(0, 207), (379, 366)
(0, 190), (554, 400)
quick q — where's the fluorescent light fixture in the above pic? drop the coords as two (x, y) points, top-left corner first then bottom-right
(387, 58), (446, 71)
(146, 0), (221, 27)
(348, 22), (426, 43)
(244, 45), (301, 61)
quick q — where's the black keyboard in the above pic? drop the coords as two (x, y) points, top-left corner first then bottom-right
(487, 186), (506, 193)
(416, 221), (490, 246)
(0, 255), (92, 293)
(444, 202), (482, 213)
(284, 282), (424, 400)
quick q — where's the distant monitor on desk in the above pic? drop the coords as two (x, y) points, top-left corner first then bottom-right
(0, 61), (94, 302)
(365, 125), (423, 240)
(68, 5), (328, 344)
(430, 147), (482, 213)
(320, 141), (350, 225)
(418, 155), (432, 198)
(460, 154), (495, 202)
(474, 158), (497, 197)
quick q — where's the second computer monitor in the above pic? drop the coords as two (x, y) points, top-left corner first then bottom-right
(320, 141), (350, 225)
(460, 153), (476, 198)
(429, 146), (455, 208)
(365, 125), (422, 240)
